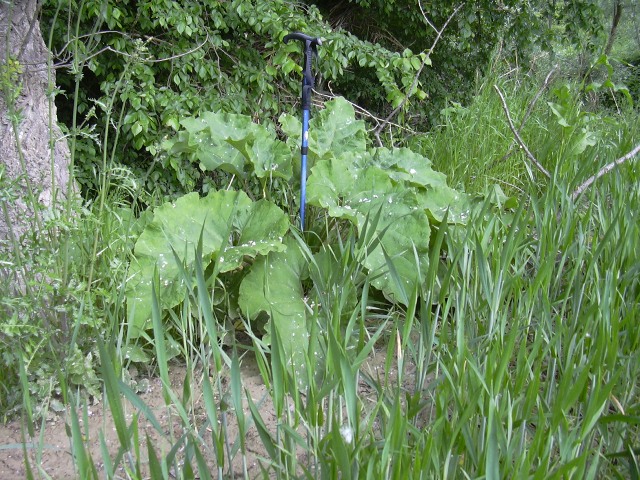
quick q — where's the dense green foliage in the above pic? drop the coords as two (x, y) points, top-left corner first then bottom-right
(42, 0), (420, 197)
(1, 0), (639, 477)
(315, 0), (605, 112)
(42, 0), (614, 199)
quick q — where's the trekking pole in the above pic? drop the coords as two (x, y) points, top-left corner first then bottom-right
(283, 32), (322, 230)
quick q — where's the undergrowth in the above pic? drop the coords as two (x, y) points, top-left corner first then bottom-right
(1, 16), (639, 480)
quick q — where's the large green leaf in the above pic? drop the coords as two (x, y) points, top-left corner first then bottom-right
(279, 97), (368, 172)
(306, 144), (469, 301)
(359, 193), (431, 303)
(282, 98), (466, 222)
(126, 190), (289, 336)
(238, 237), (310, 388)
(305, 151), (392, 221)
(357, 147), (468, 222)
(170, 117), (246, 176)
(310, 97), (367, 160)
(307, 155), (431, 303)
(219, 199), (290, 273)
(358, 147), (440, 188)
(165, 111), (292, 180)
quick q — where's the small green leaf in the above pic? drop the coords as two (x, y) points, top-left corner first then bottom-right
(165, 116), (179, 130)
(122, 345), (150, 363)
(282, 59), (296, 75)
(548, 102), (570, 127)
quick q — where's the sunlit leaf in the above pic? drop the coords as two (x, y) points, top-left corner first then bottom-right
(238, 237), (310, 387)
(126, 190), (289, 336)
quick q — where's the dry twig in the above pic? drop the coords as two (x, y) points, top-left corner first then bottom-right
(495, 85), (639, 201)
(499, 66), (557, 162)
(373, 3), (464, 146)
(49, 32), (210, 72)
(571, 143), (640, 200)
(494, 84), (551, 179)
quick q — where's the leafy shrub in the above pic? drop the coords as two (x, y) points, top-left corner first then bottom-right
(42, 0), (610, 200)
(126, 98), (466, 385)
(42, 0), (431, 199)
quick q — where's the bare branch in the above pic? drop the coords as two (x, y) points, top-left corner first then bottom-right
(494, 84), (551, 179)
(373, 3), (464, 142)
(47, 32), (210, 73)
(314, 89), (416, 147)
(95, 34), (210, 64)
(499, 66), (557, 162)
(418, 0), (438, 33)
(54, 30), (135, 59)
(571, 142), (640, 201)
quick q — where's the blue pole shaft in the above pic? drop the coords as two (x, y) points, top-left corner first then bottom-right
(300, 108), (310, 230)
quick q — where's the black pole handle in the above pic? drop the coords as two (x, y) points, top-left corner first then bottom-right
(284, 32), (322, 110)
(283, 32), (322, 46)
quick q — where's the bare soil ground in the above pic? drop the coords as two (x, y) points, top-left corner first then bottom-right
(0, 348), (400, 479)
(0, 356), (273, 479)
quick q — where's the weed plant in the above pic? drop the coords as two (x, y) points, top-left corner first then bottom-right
(3, 27), (639, 480)
(39, 153), (638, 478)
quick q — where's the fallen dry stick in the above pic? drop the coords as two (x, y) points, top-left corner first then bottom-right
(571, 142), (640, 201)
(494, 84), (552, 179)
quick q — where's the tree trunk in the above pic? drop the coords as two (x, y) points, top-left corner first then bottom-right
(0, 1), (72, 255)
(604, 0), (623, 56)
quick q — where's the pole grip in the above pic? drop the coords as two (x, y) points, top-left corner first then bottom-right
(283, 32), (322, 97)
(302, 85), (313, 110)
(283, 32), (322, 46)
(304, 44), (314, 86)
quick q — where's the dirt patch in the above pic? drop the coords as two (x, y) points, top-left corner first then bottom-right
(0, 346), (409, 479)
(0, 354), (275, 480)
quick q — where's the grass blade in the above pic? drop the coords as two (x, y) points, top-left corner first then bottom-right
(97, 338), (130, 451)
(146, 433), (165, 480)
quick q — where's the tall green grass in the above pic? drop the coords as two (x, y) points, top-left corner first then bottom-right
(58, 149), (640, 478)
(7, 56), (640, 478)
(56, 164), (638, 478)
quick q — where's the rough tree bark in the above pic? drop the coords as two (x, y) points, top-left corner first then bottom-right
(604, 0), (623, 56)
(0, 0), (72, 252)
